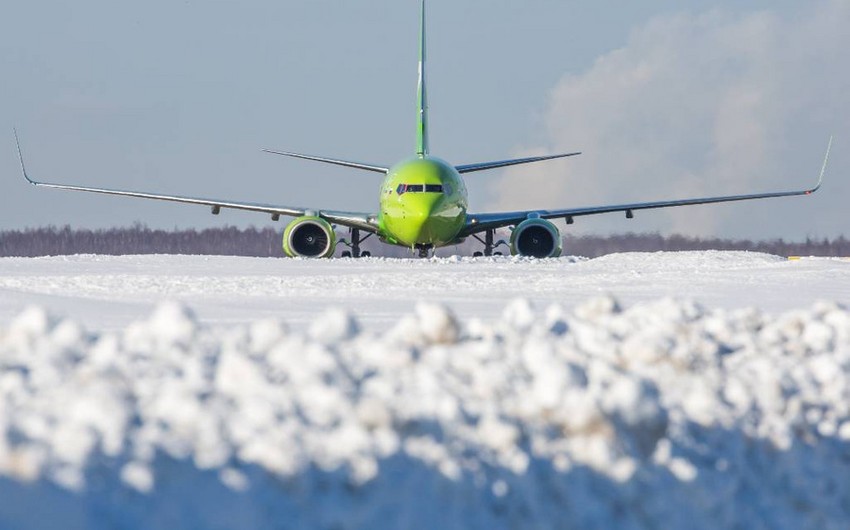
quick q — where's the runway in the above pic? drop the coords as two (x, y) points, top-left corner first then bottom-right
(0, 251), (848, 330)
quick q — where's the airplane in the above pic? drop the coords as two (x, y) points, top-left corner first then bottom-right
(14, 1), (832, 259)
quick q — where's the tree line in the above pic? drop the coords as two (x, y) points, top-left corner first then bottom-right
(0, 225), (847, 258)
(0, 225), (282, 258)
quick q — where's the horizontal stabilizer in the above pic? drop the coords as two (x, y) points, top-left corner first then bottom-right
(262, 149), (389, 174)
(455, 152), (581, 174)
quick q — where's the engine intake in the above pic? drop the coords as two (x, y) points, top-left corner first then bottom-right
(510, 218), (562, 258)
(283, 216), (336, 258)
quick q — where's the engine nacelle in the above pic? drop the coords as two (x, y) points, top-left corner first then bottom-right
(510, 218), (562, 258)
(282, 216), (336, 258)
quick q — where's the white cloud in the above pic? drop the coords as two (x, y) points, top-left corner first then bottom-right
(490, 1), (850, 239)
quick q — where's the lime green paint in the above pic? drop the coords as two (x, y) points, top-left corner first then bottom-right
(416, 0), (429, 157)
(378, 157), (467, 247)
(283, 216), (336, 258)
(376, 2), (467, 250)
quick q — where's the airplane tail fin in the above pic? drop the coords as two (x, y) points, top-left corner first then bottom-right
(416, 0), (429, 157)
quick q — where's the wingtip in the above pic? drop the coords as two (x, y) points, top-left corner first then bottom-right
(807, 136), (833, 194)
(13, 128), (37, 185)
(813, 135), (833, 192)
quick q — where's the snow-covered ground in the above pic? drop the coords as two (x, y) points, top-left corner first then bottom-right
(0, 251), (849, 331)
(1, 252), (850, 529)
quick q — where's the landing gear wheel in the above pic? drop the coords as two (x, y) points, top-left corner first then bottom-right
(473, 251), (484, 257)
(472, 229), (503, 257)
(340, 228), (374, 259)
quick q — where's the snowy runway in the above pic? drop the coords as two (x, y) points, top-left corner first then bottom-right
(0, 252), (848, 331)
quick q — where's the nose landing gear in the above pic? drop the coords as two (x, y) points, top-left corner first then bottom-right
(415, 245), (434, 259)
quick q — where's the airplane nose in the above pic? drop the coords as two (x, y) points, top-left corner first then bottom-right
(408, 196), (439, 220)
(405, 195), (444, 242)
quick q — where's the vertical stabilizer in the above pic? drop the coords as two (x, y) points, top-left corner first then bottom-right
(416, 0), (429, 157)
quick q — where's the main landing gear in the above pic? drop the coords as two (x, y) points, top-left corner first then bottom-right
(339, 228), (373, 258)
(471, 229), (507, 257)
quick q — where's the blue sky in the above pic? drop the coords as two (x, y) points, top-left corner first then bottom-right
(2, 0), (846, 240)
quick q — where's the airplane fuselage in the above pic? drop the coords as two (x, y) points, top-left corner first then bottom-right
(378, 156), (468, 248)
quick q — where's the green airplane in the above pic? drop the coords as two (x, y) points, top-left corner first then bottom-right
(15, 1), (832, 259)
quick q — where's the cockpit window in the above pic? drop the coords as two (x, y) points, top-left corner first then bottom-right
(396, 184), (435, 195)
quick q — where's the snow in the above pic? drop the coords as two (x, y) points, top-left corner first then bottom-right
(0, 251), (849, 331)
(0, 251), (849, 528)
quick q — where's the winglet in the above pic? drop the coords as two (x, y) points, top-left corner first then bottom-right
(13, 128), (37, 185)
(808, 135), (833, 194)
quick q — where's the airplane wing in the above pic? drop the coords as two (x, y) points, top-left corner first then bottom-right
(460, 137), (832, 237)
(14, 131), (378, 233)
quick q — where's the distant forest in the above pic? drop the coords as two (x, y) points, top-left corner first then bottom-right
(1, 225), (848, 258)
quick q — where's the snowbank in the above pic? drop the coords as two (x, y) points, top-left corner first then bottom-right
(1, 297), (849, 529)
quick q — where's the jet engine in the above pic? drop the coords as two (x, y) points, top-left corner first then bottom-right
(510, 218), (562, 258)
(283, 216), (336, 258)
